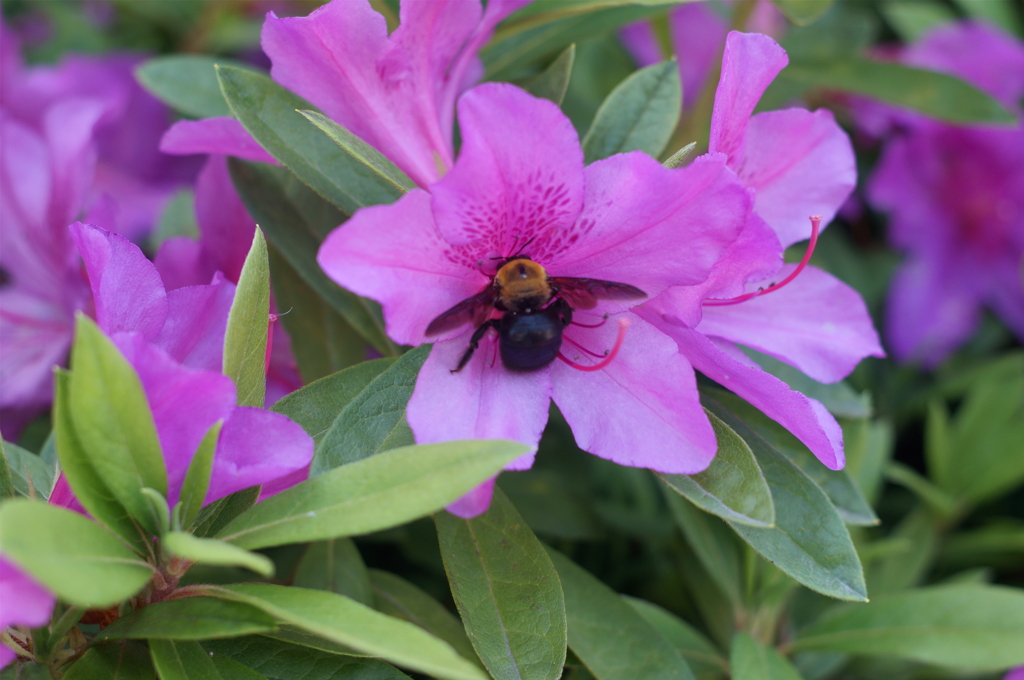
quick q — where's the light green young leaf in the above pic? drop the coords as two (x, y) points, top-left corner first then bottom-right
(0, 499), (152, 608)
(216, 440), (531, 549)
(203, 636), (412, 680)
(224, 229), (270, 408)
(582, 58), (681, 163)
(660, 409), (774, 527)
(180, 422), (222, 529)
(435, 489), (566, 680)
(525, 44), (576, 105)
(622, 597), (728, 680)
(164, 531), (274, 577)
(2, 439), (55, 500)
(136, 55), (256, 118)
(294, 539), (373, 605)
(771, 0), (834, 26)
(150, 639), (224, 680)
(207, 583), (486, 680)
(662, 142), (696, 169)
(730, 632), (801, 680)
(98, 598), (276, 641)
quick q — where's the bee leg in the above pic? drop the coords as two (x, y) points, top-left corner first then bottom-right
(555, 298), (573, 327)
(452, 320), (499, 373)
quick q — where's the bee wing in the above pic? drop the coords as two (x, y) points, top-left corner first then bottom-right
(425, 288), (497, 337)
(549, 277), (647, 310)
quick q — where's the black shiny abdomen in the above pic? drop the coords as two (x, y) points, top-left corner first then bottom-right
(498, 307), (564, 371)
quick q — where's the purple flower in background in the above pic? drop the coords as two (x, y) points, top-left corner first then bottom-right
(1004, 667), (1024, 680)
(161, 0), (530, 187)
(0, 555), (56, 669)
(319, 83), (750, 516)
(860, 21), (1024, 366)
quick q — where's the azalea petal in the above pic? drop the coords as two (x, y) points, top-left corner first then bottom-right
(734, 108), (856, 247)
(47, 474), (87, 515)
(159, 118), (277, 165)
(407, 337), (551, 465)
(193, 155), (256, 284)
(317, 190), (485, 346)
(446, 477), (497, 519)
(70, 222), (168, 339)
(618, 20), (664, 69)
(430, 82), (585, 248)
(648, 315), (845, 469)
(552, 314), (716, 474)
(709, 31), (787, 161)
(44, 98), (105, 230)
(546, 152), (749, 302)
(153, 236), (205, 291)
(668, 2), (728, 109)
(155, 275), (236, 372)
(987, 257), (1024, 341)
(207, 406), (313, 504)
(698, 265), (884, 383)
(0, 555), (55, 632)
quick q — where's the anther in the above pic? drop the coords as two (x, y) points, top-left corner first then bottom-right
(557, 318), (630, 372)
(571, 313), (610, 329)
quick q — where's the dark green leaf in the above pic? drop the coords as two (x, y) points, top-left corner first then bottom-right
(259, 625), (364, 657)
(663, 493), (743, 606)
(150, 639), (223, 680)
(211, 657), (268, 680)
(180, 422), (222, 529)
(203, 636), (412, 680)
(0, 438), (14, 499)
(0, 499), (152, 608)
(136, 55), (256, 118)
(546, 547), (696, 680)
(69, 315), (167, 533)
(228, 159), (395, 356)
(582, 59), (681, 163)
(191, 486), (261, 539)
(2, 439), (55, 500)
(841, 417), (893, 507)
(525, 44), (576, 105)
(660, 409), (774, 527)
(703, 392), (867, 602)
(793, 584), (1024, 672)
(622, 598), (728, 680)
(224, 228), (270, 408)
(207, 584), (486, 680)
(866, 505), (939, 595)
(950, 0), (1023, 36)
(879, 0), (955, 41)
(216, 440), (531, 550)
(63, 641), (155, 680)
(435, 489), (566, 680)
(884, 462), (959, 519)
(499, 470), (602, 540)
(771, 0), (834, 26)
(294, 539), (373, 605)
(98, 598), (276, 641)
(938, 522), (1024, 571)
(164, 532), (274, 577)
(218, 66), (405, 214)
(312, 345), (429, 474)
(729, 632), (801, 680)
(370, 569), (479, 665)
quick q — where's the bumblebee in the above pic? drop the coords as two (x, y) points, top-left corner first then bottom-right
(425, 253), (646, 372)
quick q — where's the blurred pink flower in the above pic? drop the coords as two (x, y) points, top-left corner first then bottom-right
(0, 555), (55, 669)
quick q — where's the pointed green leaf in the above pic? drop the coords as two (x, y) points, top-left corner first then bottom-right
(660, 409), (774, 527)
(69, 315), (167, 532)
(622, 597), (728, 680)
(191, 486), (261, 539)
(98, 598), (276, 641)
(435, 489), (566, 680)
(730, 632), (801, 680)
(0, 499), (152, 608)
(216, 440), (531, 549)
(582, 58), (681, 163)
(546, 547), (696, 680)
(180, 422), (222, 529)
(295, 539), (373, 605)
(526, 44), (576, 105)
(203, 637), (412, 680)
(217, 65), (406, 214)
(63, 641), (155, 680)
(207, 584), (486, 680)
(312, 345), (429, 473)
(2, 439), (55, 500)
(224, 228), (270, 408)
(771, 0), (834, 26)
(663, 142), (696, 169)
(663, 492), (743, 606)
(136, 55), (255, 118)
(164, 531), (274, 577)
(793, 585), (1024, 672)
(151, 639), (223, 680)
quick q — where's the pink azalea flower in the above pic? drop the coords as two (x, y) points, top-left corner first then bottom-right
(318, 83), (752, 516)
(0, 555), (55, 669)
(859, 21), (1024, 366)
(642, 32), (882, 470)
(1005, 667), (1024, 680)
(160, 0), (530, 188)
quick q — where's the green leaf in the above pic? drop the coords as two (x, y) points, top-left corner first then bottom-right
(297, 110), (415, 194)
(793, 584), (1024, 672)
(662, 142), (696, 169)
(216, 440), (531, 550)
(151, 639), (224, 680)
(228, 159), (395, 356)
(884, 462), (959, 519)
(63, 641), (155, 680)
(217, 66), (406, 214)
(191, 486), (261, 539)
(180, 422), (222, 529)
(546, 547), (696, 680)
(781, 57), (1015, 124)
(203, 637), (412, 680)
(135, 55), (256, 118)
(164, 531), (274, 577)
(211, 657), (268, 680)
(0, 438), (14, 499)
(0, 499), (152, 608)
(312, 345), (429, 474)
(2, 439), (55, 500)
(224, 228), (270, 408)
(879, 0), (956, 42)
(370, 569), (480, 666)
(866, 505), (939, 595)
(729, 632), (801, 680)
(53, 370), (147, 552)
(98, 598), (276, 641)
(771, 0), (834, 26)
(525, 44), (576, 105)
(207, 584), (486, 680)
(939, 522), (1024, 571)
(582, 58), (681, 163)
(703, 392), (868, 602)
(69, 315), (167, 533)
(273, 358), (396, 446)
(498, 469), (602, 540)
(663, 493), (743, 606)
(294, 539), (373, 605)
(841, 417), (893, 507)
(267, 245), (367, 383)
(950, 0), (1023, 36)
(660, 409), (774, 527)
(435, 489), (566, 680)
(622, 597), (728, 680)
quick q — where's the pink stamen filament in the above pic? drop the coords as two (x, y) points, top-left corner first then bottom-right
(704, 215), (822, 307)
(570, 313), (609, 329)
(562, 334), (608, 359)
(558, 318), (630, 372)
